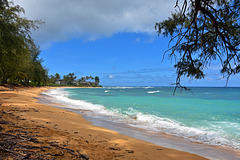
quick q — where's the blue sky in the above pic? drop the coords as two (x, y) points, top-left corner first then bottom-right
(16, 0), (240, 87)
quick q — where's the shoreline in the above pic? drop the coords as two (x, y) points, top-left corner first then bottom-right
(0, 86), (229, 159)
(40, 87), (240, 160)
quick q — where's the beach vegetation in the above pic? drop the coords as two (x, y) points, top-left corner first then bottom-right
(50, 73), (101, 87)
(49, 73), (61, 84)
(55, 73), (61, 81)
(156, 0), (240, 93)
(63, 73), (77, 85)
(95, 76), (100, 85)
(0, 0), (47, 86)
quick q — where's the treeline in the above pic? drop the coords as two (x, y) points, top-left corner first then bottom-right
(0, 1), (101, 87)
(48, 73), (101, 87)
(0, 0), (48, 86)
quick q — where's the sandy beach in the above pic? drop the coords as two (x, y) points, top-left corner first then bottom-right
(0, 86), (208, 159)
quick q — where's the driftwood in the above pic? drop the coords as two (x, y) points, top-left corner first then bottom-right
(0, 108), (90, 160)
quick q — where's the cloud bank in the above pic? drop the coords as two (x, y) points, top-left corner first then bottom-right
(15, 0), (175, 46)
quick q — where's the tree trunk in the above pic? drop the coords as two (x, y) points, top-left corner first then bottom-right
(1, 78), (7, 85)
(1, 69), (7, 85)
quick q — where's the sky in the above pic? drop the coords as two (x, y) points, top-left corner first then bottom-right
(15, 0), (240, 87)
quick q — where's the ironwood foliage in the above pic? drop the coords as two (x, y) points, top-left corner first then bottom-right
(0, 0), (46, 86)
(155, 0), (240, 93)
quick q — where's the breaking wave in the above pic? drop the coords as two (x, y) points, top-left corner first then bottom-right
(42, 88), (240, 150)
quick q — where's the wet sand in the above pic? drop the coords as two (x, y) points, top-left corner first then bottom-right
(0, 86), (210, 159)
(39, 89), (240, 160)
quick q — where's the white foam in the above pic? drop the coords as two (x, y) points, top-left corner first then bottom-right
(147, 90), (161, 94)
(43, 88), (106, 113)
(42, 88), (240, 150)
(104, 86), (136, 89)
(143, 86), (154, 89)
(104, 86), (156, 89)
(122, 109), (240, 149)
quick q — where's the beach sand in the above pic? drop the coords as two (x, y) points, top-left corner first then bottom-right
(0, 86), (207, 159)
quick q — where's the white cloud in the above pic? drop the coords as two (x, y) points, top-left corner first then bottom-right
(15, 0), (175, 47)
(108, 75), (114, 79)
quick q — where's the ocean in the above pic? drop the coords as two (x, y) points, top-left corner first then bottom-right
(43, 87), (240, 151)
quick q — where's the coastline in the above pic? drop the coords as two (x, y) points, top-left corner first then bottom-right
(40, 87), (240, 160)
(0, 86), (211, 159)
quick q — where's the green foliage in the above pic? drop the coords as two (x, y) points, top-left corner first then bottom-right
(63, 73), (76, 85)
(0, 1), (46, 86)
(0, 1), (100, 87)
(55, 73), (60, 81)
(95, 76), (100, 84)
(156, 0), (240, 92)
(53, 74), (101, 87)
(174, 59), (204, 79)
(79, 77), (86, 82)
(48, 73), (61, 84)
(29, 44), (48, 86)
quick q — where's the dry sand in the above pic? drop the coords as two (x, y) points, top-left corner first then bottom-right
(0, 86), (208, 159)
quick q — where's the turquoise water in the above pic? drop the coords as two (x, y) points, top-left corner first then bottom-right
(45, 87), (240, 149)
